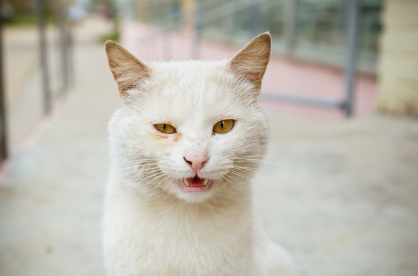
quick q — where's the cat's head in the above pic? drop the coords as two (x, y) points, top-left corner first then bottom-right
(106, 33), (271, 203)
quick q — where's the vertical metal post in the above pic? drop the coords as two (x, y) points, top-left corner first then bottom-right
(57, 2), (67, 92)
(192, 1), (200, 59)
(68, 14), (74, 87)
(139, 0), (150, 24)
(0, 16), (8, 160)
(343, 0), (359, 117)
(163, 4), (172, 61)
(249, 0), (260, 37)
(284, 0), (298, 55)
(223, 2), (234, 39)
(57, 1), (73, 93)
(36, 0), (52, 114)
(64, 14), (73, 88)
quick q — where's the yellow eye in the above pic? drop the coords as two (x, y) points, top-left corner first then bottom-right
(213, 119), (234, 134)
(154, 123), (176, 134)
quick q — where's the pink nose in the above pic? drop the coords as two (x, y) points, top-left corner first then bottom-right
(183, 156), (209, 173)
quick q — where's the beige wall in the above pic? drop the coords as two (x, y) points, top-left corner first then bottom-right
(377, 0), (418, 117)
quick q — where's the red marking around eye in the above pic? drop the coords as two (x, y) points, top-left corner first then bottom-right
(150, 131), (182, 143)
(173, 132), (182, 142)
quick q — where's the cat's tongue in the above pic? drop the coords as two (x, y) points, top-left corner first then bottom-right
(187, 177), (207, 187)
(180, 177), (210, 192)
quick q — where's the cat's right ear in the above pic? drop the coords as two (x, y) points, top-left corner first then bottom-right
(105, 41), (151, 97)
(226, 32), (271, 93)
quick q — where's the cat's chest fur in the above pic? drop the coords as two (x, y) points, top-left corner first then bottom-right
(103, 180), (255, 276)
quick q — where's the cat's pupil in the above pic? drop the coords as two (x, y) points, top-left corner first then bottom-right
(220, 121), (224, 128)
(163, 124), (166, 130)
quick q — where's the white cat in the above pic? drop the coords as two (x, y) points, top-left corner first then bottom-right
(103, 33), (295, 276)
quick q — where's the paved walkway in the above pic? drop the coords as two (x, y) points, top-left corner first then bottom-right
(0, 17), (417, 276)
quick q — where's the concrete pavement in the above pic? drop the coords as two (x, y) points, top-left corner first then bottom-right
(0, 18), (117, 276)
(0, 17), (417, 276)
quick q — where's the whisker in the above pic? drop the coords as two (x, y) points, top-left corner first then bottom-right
(232, 158), (295, 169)
(233, 155), (297, 167)
(232, 165), (282, 181)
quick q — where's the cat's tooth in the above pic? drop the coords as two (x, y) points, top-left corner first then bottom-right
(184, 179), (190, 187)
(203, 179), (209, 186)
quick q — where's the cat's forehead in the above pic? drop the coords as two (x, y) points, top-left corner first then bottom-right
(152, 61), (253, 98)
(141, 60), (254, 120)
(150, 60), (227, 91)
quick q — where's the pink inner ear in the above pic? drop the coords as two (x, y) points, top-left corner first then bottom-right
(227, 33), (271, 90)
(106, 41), (152, 95)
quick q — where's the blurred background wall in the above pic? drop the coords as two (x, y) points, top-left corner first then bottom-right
(1, 0), (417, 161)
(116, 0), (382, 73)
(377, 0), (418, 117)
(112, 0), (418, 118)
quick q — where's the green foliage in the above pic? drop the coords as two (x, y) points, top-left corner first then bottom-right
(6, 13), (54, 27)
(92, 0), (114, 6)
(98, 29), (120, 43)
(8, 13), (36, 26)
(98, 16), (120, 43)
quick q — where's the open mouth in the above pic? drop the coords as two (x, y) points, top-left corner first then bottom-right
(179, 176), (212, 192)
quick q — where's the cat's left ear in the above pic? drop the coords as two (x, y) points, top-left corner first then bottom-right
(105, 40), (152, 97)
(227, 32), (271, 93)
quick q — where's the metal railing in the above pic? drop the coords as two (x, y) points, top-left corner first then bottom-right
(258, 0), (360, 116)
(0, 0), (73, 161)
(134, 0), (364, 118)
(0, 16), (7, 161)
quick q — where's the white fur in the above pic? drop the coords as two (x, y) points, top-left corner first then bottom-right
(103, 37), (295, 276)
